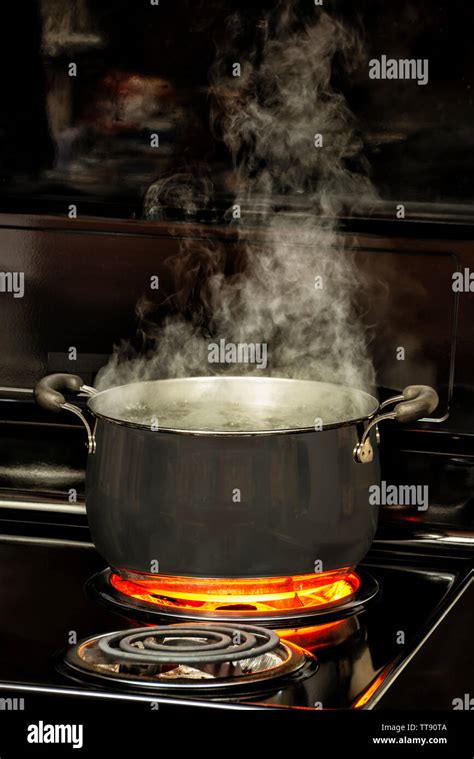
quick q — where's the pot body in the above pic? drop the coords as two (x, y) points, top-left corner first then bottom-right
(86, 418), (380, 578)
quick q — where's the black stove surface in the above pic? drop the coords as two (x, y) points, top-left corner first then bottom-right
(0, 533), (470, 711)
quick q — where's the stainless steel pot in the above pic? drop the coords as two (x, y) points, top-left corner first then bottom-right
(34, 374), (438, 578)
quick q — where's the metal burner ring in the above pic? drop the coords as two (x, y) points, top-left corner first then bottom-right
(97, 623), (280, 665)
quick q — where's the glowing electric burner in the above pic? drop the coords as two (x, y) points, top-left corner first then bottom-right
(110, 569), (361, 614)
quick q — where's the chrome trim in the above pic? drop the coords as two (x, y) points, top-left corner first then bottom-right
(61, 402), (96, 453)
(353, 386), (435, 463)
(375, 534), (474, 547)
(354, 411), (397, 463)
(0, 386), (33, 395)
(80, 384), (98, 397)
(422, 411), (450, 423)
(0, 682), (263, 709)
(435, 535), (474, 545)
(362, 411), (397, 443)
(0, 498), (86, 515)
(0, 385), (97, 402)
(379, 394), (404, 411)
(0, 534), (94, 548)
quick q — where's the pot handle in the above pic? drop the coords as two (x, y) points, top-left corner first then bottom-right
(354, 385), (439, 463)
(34, 373), (98, 454)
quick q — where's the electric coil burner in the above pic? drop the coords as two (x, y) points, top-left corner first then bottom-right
(60, 623), (317, 698)
(87, 567), (379, 629)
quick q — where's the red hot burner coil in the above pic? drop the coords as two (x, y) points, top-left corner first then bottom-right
(87, 567), (379, 634)
(110, 569), (360, 614)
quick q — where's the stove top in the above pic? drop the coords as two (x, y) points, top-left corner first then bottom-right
(0, 532), (470, 712)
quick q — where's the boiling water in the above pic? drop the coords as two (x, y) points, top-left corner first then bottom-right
(94, 378), (375, 432)
(119, 398), (361, 431)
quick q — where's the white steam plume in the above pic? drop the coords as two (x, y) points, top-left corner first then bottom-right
(96, 4), (376, 394)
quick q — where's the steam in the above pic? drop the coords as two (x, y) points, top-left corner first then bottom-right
(96, 4), (377, 395)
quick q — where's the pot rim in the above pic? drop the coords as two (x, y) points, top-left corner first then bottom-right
(86, 376), (380, 436)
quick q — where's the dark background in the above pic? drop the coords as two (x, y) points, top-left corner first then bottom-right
(0, 0), (472, 218)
